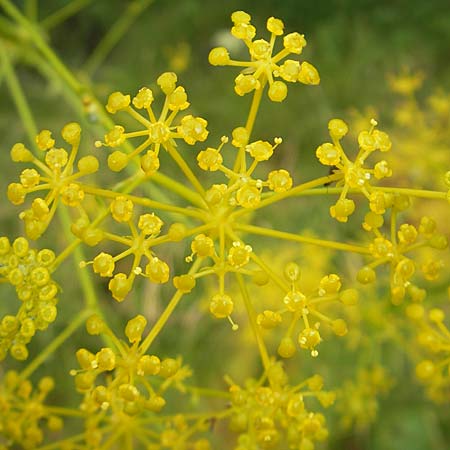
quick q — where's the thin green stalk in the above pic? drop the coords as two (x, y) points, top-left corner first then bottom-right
(233, 86), (264, 173)
(0, 0), (83, 92)
(236, 273), (271, 373)
(45, 406), (84, 417)
(25, 0), (37, 21)
(80, 184), (205, 219)
(56, 207), (115, 349)
(57, 206), (98, 309)
(232, 174), (342, 220)
(0, 15), (20, 39)
(165, 142), (206, 198)
(281, 185), (448, 201)
(0, 40), (38, 147)
(41, 0), (93, 30)
(83, 0), (153, 76)
(185, 385), (231, 399)
(140, 258), (203, 353)
(151, 172), (205, 208)
(245, 85), (264, 139)
(19, 308), (91, 380)
(51, 238), (81, 270)
(235, 223), (370, 254)
(35, 428), (113, 450)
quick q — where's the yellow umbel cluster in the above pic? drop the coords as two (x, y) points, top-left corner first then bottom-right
(226, 365), (335, 450)
(95, 72), (209, 174)
(0, 5), (449, 450)
(0, 371), (62, 449)
(209, 11), (319, 101)
(70, 314), (192, 447)
(7, 124), (98, 240)
(0, 236), (58, 360)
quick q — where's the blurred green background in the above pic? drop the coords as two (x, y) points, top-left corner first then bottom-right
(1, 1), (449, 449)
(2, 0), (450, 146)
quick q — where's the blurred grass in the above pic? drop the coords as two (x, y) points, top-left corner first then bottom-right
(1, 1), (449, 449)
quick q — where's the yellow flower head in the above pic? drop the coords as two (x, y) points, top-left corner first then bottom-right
(209, 11), (319, 102)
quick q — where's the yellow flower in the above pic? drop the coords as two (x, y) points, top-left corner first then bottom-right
(97, 73), (209, 173)
(209, 11), (319, 101)
(8, 123), (97, 240)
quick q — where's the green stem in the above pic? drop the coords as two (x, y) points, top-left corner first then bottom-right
(232, 174), (341, 219)
(284, 185), (447, 201)
(45, 406), (84, 417)
(151, 172), (205, 208)
(140, 258), (203, 353)
(83, 0), (153, 76)
(57, 207), (99, 309)
(245, 85), (264, 139)
(165, 142), (206, 199)
(185, 385), (231, 399)
(25, 0), (37, 21)
(41, 0), (93, 29)
(19, 308), (91, 380)
(35, 428), (112, 450)
(233, 86), (264, 173)
(236, 273), (271, 373)
(0, 0), (83, 93)
(80, 184), (205, 220)
(0, 39), (38, 147)
(0, 15), (21, 39)
(235, 223), (370, 254)
(51, 238), (81, 271)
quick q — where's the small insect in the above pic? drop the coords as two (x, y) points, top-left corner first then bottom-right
(208, 417), (217, 432)
(324, 165), (339, 186)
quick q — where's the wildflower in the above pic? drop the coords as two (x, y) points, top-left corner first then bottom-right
(337, 366), (393, 431)
(0, 371), (63, 448)
(0, 237), (58, 360)
(71, 315), (192, 445)
(228, 241), (252, 268)
(316, 118), (394, 222)
(209, 293), (234, 318)
(8, 124), (98, 239)
(411, 307), (450, 402)
(80, 212), (169, 301)
(357, 214), (447, 304)
(255, 263), (354, 358)
(209, 11), (319, 101)
(96, 73), (209, 173)
(226, 367), (333, 449)
(197, 136), (228, 172)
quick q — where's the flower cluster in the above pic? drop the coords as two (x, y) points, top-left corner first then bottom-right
(226, 364), (335, 450)
(197, 133), (292, 209)
(96, 72), (209, 174)
(357, 214), (448, 304)
(408, 305), (450, 402)
(316, 118), (393, 222)
(0, 236), (58, 360)
(79, 208), (171, 301)
(388, 71), (450, 188)
(336, 366), (393, 431)
(71, 314), (191, 447)
(256, 263), (358, 358)
(209, 11), (320, 101)
(152, 415), (212, 450)
(0, 371), (62, 449)
(7, 124), (98, 240)
(1, 6), (449, 450)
